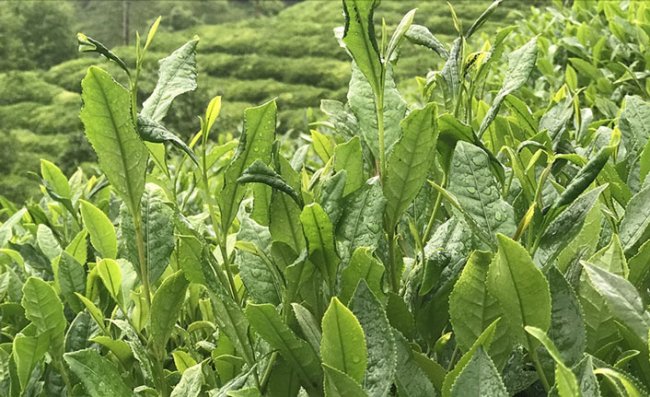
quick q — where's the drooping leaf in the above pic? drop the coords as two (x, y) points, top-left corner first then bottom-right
(450, 348), (508, 397)
(383, 103), (438, 230)
(80, 66), (148, 215)
(137, 115), (198, 165)
(487, 234), (551, 349)
(141, 38), (199, 122)
(321, 297), (367, 383)
(404, 24), (448, 58)
(64, 349), (133, 397)
(349, 281), (396, 397)
(77, 33), (129, 75)
(219, 100), (276, 232)
(237, 159), (302, 207)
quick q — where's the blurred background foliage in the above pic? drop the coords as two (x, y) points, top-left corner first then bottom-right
(0, 0), (541, 201)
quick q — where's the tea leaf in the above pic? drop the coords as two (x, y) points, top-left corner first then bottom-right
(450, 348), (508, 397)
(487, 235), (551, 349)
(64, 349), (133, 397)
(321, 297), (367, 383)
(142, 38), (199, 122)
(384, 103), (438, 230)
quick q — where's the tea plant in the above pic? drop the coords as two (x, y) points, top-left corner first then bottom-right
(1, 0), (650, 396)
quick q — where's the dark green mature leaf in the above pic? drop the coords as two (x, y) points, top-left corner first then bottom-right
(57, 252), (86, 312)
(219, 100), (276, 232)
(524, 326), (580, 397)
(334, 137), (364, 196)
(211, 293), (255, 369)
(80, 66), (148, 215)
(619, 95), (650, 162)
(450, 348), (508, 397)
(64, 349), (133, 397)
(340, 248), (385, 304)
(237, 159), (301, 207)
(21, 278), (66, 355)
(551, 136), (618, 210)
(535, 185), (607, 266)
(246, 303), (322, 393)
(321, 297), (367, 383)
(13, 331), (49, 391)
(620, 184), (650, 257)
(394, 330), (437, 396)
(547, 266), (586, 367)
(449, 251), (510, 368)
(137, 115), (198, 165)
(404, 25), (449, 58)
(151, 271), (188, 357)
(487, 235), (551, 349)
(349, 281), (396, 397)
(448, 142), (515, 243)
(323, 364), (368, 397)
(342, 0), (382, 96)
(478, 38), (537, 138)
(119, 184), (175, 284)
(141, 38), (199, 122)
(336, 179), (385, 263)
(583, 263), (650, 343)
(170, 363), (203, 397)
(384, 103), (438, 230)
(348, 63), (406, 162)
(80, 200), (117, 259)
(301, 203), (340, 289)
(236, 216), (280, 305)
(442, 320), (499, 397)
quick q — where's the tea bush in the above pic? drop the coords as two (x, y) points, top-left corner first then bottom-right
(1, 1), (650, 396)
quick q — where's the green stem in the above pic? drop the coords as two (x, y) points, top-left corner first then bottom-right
(259, 351), (279, 393)
(530, 347), (551, 392)
(423, 174), (447, 243)
(376, 92), (386, 178)
(133, 213), (152, 310)
(387, 231), (399, 293)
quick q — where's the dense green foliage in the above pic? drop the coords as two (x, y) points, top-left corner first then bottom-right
(1, 0), (650, 396)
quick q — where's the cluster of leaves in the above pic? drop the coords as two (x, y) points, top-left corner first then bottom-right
(1, 0), (650, 396)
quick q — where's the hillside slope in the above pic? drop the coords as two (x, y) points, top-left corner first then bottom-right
(0, 0), (533, 201)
